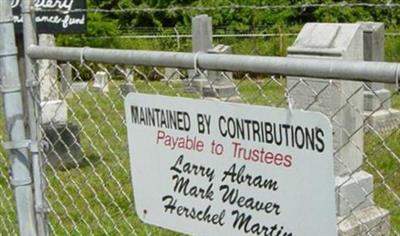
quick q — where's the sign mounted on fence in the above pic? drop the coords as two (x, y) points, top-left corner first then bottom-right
(125, 93), (336, 236)
(12, 0), (87, 34)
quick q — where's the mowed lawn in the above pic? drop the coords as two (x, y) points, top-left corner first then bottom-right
(0, 77), (399, 235)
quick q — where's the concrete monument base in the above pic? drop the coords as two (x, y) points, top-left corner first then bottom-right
(364, 90), (390, 111)
(185, 76), (209, 93)
(41, 100), (67, 124)
(337, 206), (390, 236)
(336, 171), (374, 217)
(364, 109), (400, 134)
(70, 82), (88, 93)
(202, 84), (241, 102)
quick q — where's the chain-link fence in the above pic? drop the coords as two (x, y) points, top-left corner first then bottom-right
(0, 43), (399, 235)
(0, 110), (18, 235)
(2, 1), (400, 235)
(12, 53), (395, 235)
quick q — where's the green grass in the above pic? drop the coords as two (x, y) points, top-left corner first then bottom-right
(0, 78), (399, 235)
(364, 130), (400, 233)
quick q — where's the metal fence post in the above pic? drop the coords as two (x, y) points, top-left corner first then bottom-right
(0, 1), (37, 235)
(22, 0), (49, 235)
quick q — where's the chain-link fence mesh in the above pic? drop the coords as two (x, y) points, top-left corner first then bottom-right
(2, 1), (400, 235)
(23, 57), (399, 235)
(0, 109), (18, 235)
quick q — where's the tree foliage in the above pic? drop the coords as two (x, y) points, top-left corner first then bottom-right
(57, 0), (400, 54)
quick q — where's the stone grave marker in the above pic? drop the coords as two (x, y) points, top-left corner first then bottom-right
(119, 68), (135, 97)
(39, 34), (67, 124)
(38, 34), (59, 101)
(60, 63), (89, 97)
(286, 23), (389, 235)
(71, 82), (89, 93)
(93, 71), (109, 92)
(187, 15), (213, 92)
(38, 34), (83, 168)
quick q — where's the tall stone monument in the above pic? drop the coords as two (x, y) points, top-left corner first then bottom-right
(286, 23), (390, 235)
(188, 15), (213, 92)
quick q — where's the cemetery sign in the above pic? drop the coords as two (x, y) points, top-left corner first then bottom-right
(125, 93), (337, 236)
(12, 0), (86, 34)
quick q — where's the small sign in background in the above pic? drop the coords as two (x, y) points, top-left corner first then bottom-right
(12, 0), (87, 34)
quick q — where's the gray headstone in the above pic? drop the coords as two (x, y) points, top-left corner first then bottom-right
(43, 122), (84, 168)
(192, 15), (212, 53)
(362, 22), (385, 90)
(119, 68), (135, 96)
(188, 15), (213, 92)
(361, 22), (400, 133)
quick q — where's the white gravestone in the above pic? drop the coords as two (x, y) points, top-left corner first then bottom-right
(39, 34), (59, 101)
(286, 23), (389, 235)
(361, 22), (400, 134)
(93, 71), (109, 92)
(38, 34), (67, 124)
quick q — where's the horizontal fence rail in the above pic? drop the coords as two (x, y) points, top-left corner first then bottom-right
(25, 57), (400, 235)
(28, 45), (400, 84)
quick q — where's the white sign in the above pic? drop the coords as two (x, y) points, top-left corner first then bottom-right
(125, 93), (336, 236)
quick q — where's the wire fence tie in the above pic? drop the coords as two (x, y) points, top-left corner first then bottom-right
(80, 47), (90, 66)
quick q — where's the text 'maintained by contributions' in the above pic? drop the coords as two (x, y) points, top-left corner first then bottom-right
(125, 93), (337, 236)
